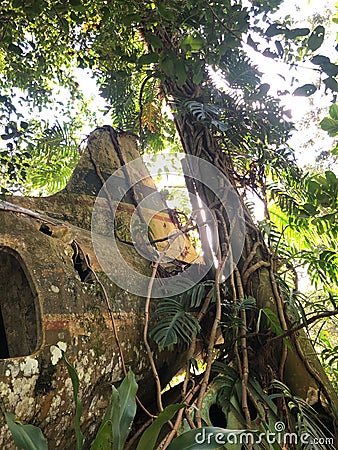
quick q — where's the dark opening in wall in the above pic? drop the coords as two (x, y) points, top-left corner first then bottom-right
(0, 248), (42, 359)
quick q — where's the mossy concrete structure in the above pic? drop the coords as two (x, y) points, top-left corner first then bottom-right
(0, 127), (189, 448)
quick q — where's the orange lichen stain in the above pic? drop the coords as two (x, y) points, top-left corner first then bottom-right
(40, 391), (54, 420)
(45, 320), (69, 330)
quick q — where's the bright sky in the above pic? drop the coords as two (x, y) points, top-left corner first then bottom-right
(248, 0), (337, 169)
(74, 0), (337, 171)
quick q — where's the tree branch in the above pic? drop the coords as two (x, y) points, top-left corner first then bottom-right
(269, 309), (338, 342)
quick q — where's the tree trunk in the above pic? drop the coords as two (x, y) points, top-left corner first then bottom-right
(163, 77), (338, 423)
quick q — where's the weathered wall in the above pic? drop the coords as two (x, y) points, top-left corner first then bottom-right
(0, 127), (189, 448)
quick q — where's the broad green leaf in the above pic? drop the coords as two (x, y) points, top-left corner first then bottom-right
(302, 203), (318, 216)
(167, 427), (245, 450)
(112, 369), (138, 450)
(265, 23), (286, 37)
(325, 170), (337, 183)
(308, 25), (325, 51)
(329, 103), (338, 120)
(159, 52), (176, 77)
(150, 297), (200, 349)
(4, 413), (48, 450)
(285, 28), (310, 39)
(145, 33), (163, 50)
(311, 55), (330, 66)
(323, 77), (338, 93)
(138, 52), (159, 65)
(63, 355), (84, 450)
(176, 60), (188, 86)
(292, 84), (317, 97)
(320, 117), (338, 137)
(136, 404), (185, 450)
(90, 420), (113, 450)
(182, 35), (204, 52)
(157, 3), (175, 21)
(321, 63), (338, 77)
(111, 386), (121, 448)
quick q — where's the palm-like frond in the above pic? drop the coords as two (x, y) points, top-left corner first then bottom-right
(150, 297), (200, 350)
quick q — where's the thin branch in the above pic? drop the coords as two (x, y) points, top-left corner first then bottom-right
(241, 241), (261, 274)
(269, 309), (338, 342)
(235, 267), (252, 431)
(161, 287), (215, 449)
(242, 260), (270, 285)
(143, 249), (168, 413)
(195, 243), (224, 427)
(0, 201), (58, 225)
(269, 266), (288, 380)
(125, 418), (153, 450)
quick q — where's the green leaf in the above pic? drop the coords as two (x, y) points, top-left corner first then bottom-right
(331, 144), (338, 156)
(251, 83), (270, 99)
(292, 84), (317, 97)
(325, 170), (337, 183)
(308, 25), (325, 51)
(121, 13), (142, 25)
(176, 60), (187, 86)
(285, 28), (310, 39)
(320, 117), (338, 137)
(159, 52), (176, 77)
(262, 308), (283, 336)
(157, 3), (175, 21)
(90, 420), (113, 450)
(311, 55), (330, 66)
(321, 63), (338, 77)
(63, 355), (84, 450)
(138, 52), (159, 65)
(8, 43), (23, 55)
(247, 34), (258, 50)
(145, 33), (163, 50)
(167, 427), (246, 450)
(329, 103), (338, 120)
(275, 40), (283, 57)
(69, 0), (82, 6)
(323, 77), (338, 93)
(265, 23), (286, 37)
(150, 298), (200, 349)
(182, 35), (204, 52)
(136, 404), (185, 450)
(112, 369), (138, 450)
(4, 413), (48, 450)
(302, 203), (318, 216)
